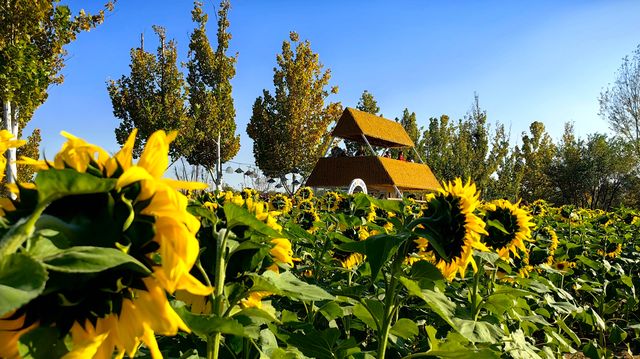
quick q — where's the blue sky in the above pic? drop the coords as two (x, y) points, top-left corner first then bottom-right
(28, 1), (640, 186)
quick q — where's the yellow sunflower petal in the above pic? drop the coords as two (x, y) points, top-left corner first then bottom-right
(116, 166), (155, 190)
(63, 332), (109, 359)
(138, 130), (177, 178)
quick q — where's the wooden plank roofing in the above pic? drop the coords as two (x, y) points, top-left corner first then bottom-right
(331, 107), (415, 148)
(305, 156), (441, 192)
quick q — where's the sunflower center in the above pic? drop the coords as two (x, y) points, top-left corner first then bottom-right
(441, 196), (469, 261)
(484, 207), (517, 249)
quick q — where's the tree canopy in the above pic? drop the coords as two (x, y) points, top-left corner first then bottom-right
(1, 0), (112, 184)
(108, 26), (190, 159)
(599, 44), (640, 157)
(247, 31), (342, 192)
(184, 0), (240, 188)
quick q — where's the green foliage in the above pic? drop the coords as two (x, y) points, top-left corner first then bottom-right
(599, 44), (640, 157)
(184, 1), (240, 187)
(0, 0), (111, 123)
(419, 94), (509, 193)
(0, 253), (47, 316)
(108, 26), (190, 159)
(247, 32), (342, 189)
(345, 90), (380, 156)
(518, 121), (555, 202)
(0, 1), (111, 185)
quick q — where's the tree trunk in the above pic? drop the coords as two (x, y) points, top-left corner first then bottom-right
(215, 131), (222, 191)
(3, 100), (17, 198)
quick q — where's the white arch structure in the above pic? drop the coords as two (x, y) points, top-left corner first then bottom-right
(347, 178), (368, 195)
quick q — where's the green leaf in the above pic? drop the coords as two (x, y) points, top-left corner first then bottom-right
(621, 275), (634, 288)
(609, 323), (627, 345)
(42, 246), (150, 274)
(473, 251), (500, 265)
(224, 203), (281, 238)
(576, 255), (601, 270)
(319, 301), (344, 321)
(286, 328), (359, 359)
(453, 319), (502, 344)
(426, 332), (500, 358)
(352, 300), (382, 331)
(364, 234), (405, 280)
(248, 271), (334, 302)
(556, 318), (581, 346)
(35, 169), (116, 204)
(482, 293), (514, 316)
(400, 278), (457, 328)
(409, 260), (444, 281)
(368, 197), (403, 214)
(173, 302), (256, 339)
(390, 318), (419, 339)
(582, 340), (601, 359)
(18, 327), (68, 358)
(485, 219), (509, 235)
(0, 253), (47, 316)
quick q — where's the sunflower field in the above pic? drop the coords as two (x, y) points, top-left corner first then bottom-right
(1, 130), (640, 359)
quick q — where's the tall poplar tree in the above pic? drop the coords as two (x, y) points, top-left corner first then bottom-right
(247, 32), (342, 193)
(108, 26), (189, 159)
(395, 108), (420, 160)
(184, 0), (240, 189)
(1, 0), (112, 185)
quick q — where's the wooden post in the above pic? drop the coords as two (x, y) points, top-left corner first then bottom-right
(360, 134), (376, 156)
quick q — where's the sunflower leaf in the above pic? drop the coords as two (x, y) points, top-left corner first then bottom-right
(173, 301), (256, 339)
(41, 246), (150, 274)
(0, 253), (48, 316)
(485, 219), (509, 235)
(35, 169), (117, 204)
(248, 271), (334, 302)
(364, 234), (405, 280)
(224, 203), (282, 238)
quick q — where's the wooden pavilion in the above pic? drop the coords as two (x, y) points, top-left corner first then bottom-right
(305, 107), (441, 197)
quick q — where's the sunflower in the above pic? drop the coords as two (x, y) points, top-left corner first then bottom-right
(322, 191), (342, 211)
(269, 193), (292, 213)
(404, 237), (431, 265)
(552, 260), (576, 272)
(482, 199), (535, 260)
(240, 291), (272, 309)
(420, 179), (489, 280)
(0, 312), (37, 359)
(241, 188), (258, 200)
(597, 243), (623, 259)
(294, 186), (314, 202)
(297, 209), (320, 233)
(297, 198), (315, 211)
(16, 130), (211, 358)
(333, 226), (368, 269)
(529, 199), (548, 216)
(270, 238), (296, 268)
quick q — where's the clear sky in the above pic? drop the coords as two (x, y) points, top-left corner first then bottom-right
(28, 0), (640, 186)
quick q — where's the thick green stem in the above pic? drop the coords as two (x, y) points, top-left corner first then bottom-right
(470, 258), (483, 318)
(377, 250), (404, 359)
(0, 203), (48, 258)
(209, 228), (230, 359)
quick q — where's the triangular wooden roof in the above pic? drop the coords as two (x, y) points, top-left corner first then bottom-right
(331, 107), (415, 148)
(306, 156), (441, 192)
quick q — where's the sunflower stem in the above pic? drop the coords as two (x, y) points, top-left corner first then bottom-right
(471, 257), (483, 318)
(209, 228), (230, 359)
(0, 202), (48, 258)
(377, 246), (405, 359)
